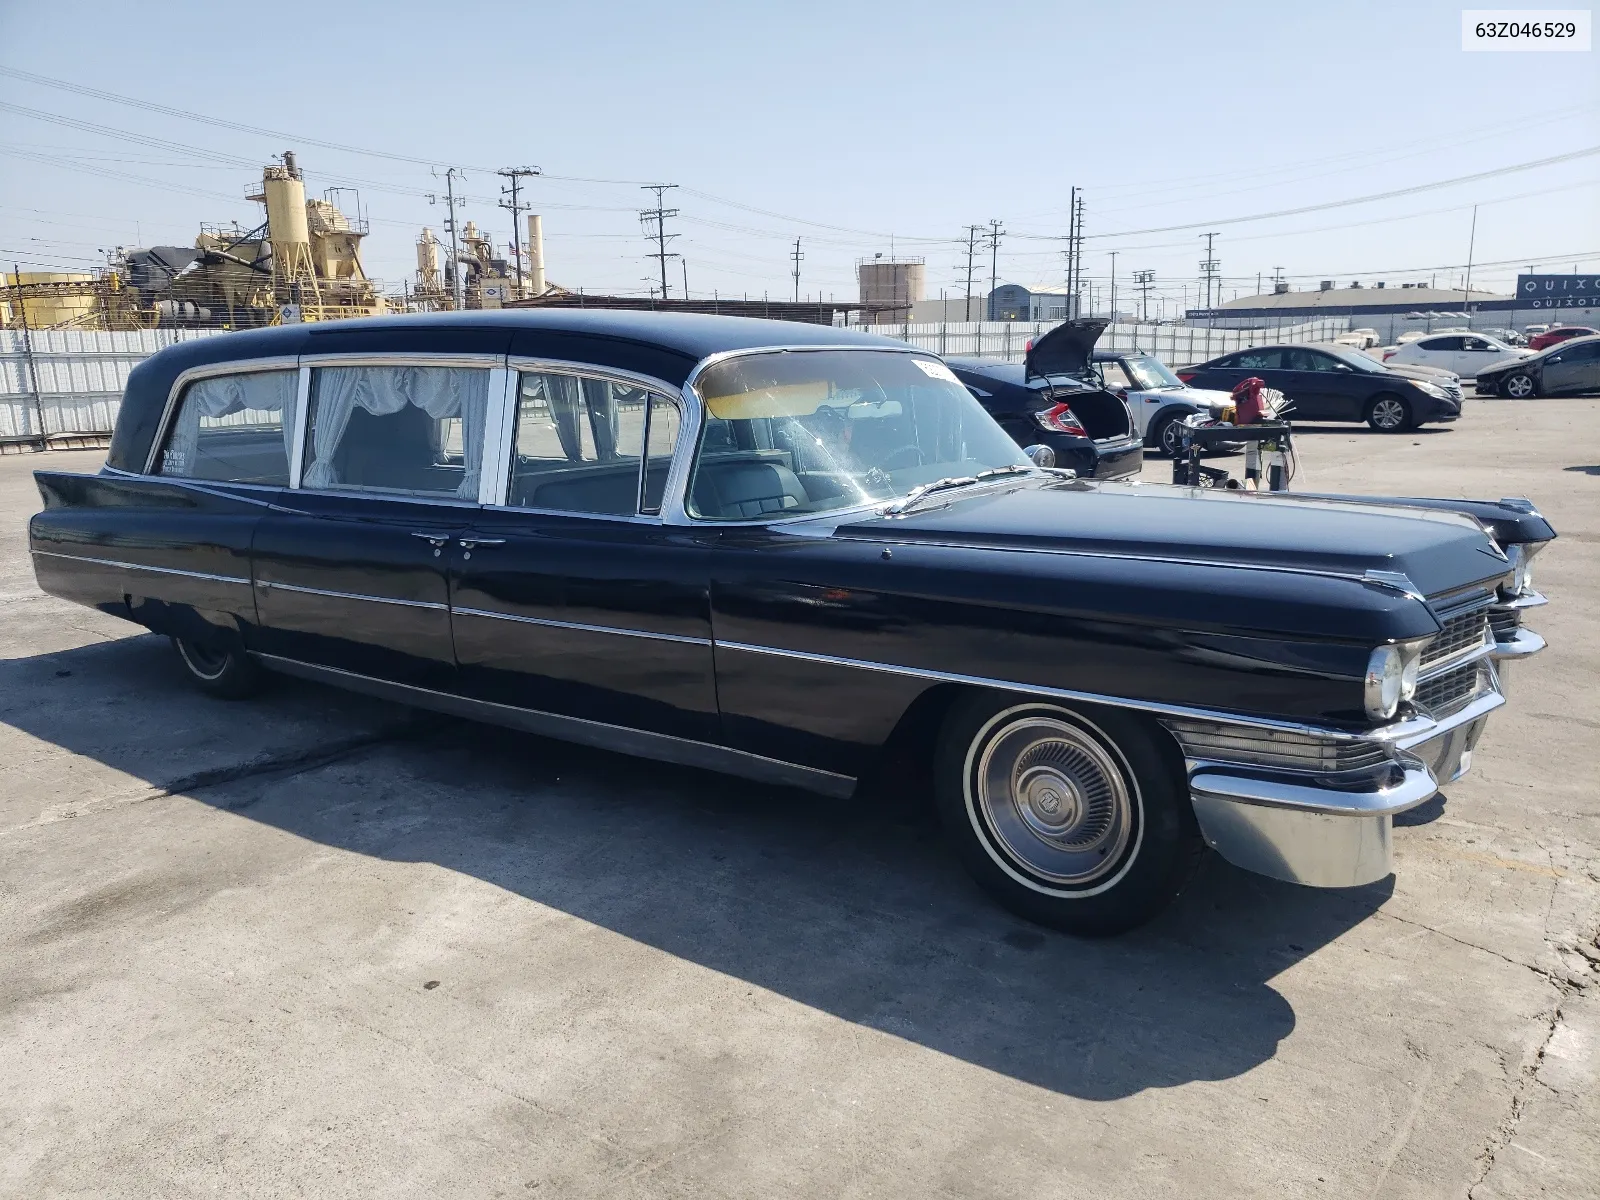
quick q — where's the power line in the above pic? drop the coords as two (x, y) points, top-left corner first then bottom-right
(1076, 145), (1600, 240)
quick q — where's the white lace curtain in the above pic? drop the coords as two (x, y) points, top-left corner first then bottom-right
(302, 366), (489, 499)
(164, 371), (297, 477)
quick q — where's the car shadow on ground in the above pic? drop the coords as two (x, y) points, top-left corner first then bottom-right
(1287, 424), (1452, 437)
(3, 634), (1396, 1101)
(1564, 464), (1600, 475)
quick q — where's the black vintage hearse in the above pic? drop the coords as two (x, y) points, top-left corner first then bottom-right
(29, 311), (1554, 934)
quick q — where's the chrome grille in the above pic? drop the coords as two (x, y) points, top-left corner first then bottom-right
(1488, 607), (1520, 641)
(1414, 661), (1483, 717)
(1422, 589), (1492, 670)
(1163, 719), (1390, 775)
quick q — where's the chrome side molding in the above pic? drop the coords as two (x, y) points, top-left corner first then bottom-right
(251, 653), (857, 799)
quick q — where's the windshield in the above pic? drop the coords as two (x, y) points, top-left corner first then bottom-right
(1122, 355), (1184, 390)
(687, 349), (1033, 520)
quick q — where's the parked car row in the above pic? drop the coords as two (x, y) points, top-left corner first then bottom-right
(26, 309), (1555, 935)
(1177, 342), (1463, 431)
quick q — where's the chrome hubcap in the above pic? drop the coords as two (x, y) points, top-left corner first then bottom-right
(1161, 420), (1183, 455)
(1507, 375), (1533, 398)
(1373, 399), (1405, 428)
(179, 638), (229, 680)
(974, 716), (1134, 886)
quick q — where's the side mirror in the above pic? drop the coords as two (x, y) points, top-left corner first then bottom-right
(1023, 444), (1057, 468)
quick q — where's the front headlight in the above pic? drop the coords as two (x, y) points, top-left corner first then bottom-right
(1412, 380), (1449, 400)
(1365, 640), (1427, 722)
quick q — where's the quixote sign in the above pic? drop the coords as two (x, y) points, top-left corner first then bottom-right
(1517, 274), (1600, 310)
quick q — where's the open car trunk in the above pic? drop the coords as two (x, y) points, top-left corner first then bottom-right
(1036, 382), (1134, 441)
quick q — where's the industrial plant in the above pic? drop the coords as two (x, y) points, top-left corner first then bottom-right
(0, 151), (562, 332)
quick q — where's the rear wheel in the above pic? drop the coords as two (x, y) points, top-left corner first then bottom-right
(171, 632), (265, 700)
(1365, 393), (1413, 432)
(933, 694), (1203, 936)
(1502, 372), (1537, 399)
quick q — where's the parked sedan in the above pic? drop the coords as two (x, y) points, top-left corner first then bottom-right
(1528, 325), (1598, 351)
(1179, 342), (1463, 432)
(1382, 332), (1529, 379)
(1090, 348), (1233, 456)
(1474, 333), (1600, 397)
(28, 310), (1554, 935)
(946, 320), (1143, 479)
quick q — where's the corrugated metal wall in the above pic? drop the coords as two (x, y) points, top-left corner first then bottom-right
(0, 329), (220, 439)
(0, 319), (1350, 442)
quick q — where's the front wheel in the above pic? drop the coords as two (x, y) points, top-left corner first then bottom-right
(1151, 413), (1187, 457)
(934, 695), (1203, 936)
(171, 633), (265, 700)
(1365, 393), (1413, 432)
(1502, 372), (1537, 399)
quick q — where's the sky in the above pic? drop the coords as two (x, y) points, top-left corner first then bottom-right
(1, 0), (1596, 317)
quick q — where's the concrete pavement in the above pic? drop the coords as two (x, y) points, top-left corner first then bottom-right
(2, 400), (1596, 1198)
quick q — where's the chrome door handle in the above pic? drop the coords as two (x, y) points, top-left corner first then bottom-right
(457, 537), (505, 548)
(411, 532), (450, 547)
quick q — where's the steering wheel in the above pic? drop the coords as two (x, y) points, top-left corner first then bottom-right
(879, 444), (926, 471)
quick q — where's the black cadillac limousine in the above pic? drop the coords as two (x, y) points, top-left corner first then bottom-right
(29, 311), (1554, 934)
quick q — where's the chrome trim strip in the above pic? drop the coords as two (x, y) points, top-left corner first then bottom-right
(718, 638), (1392, 740)
(144, 357), (304, 476)
(1189, 763), (1436, 818)
(288, 364), (311, 488)
(453, 606), (711, 645)
(1416, 638), (1495, 682)
(1493, 590), (1548, 611)
(299, 352), (507, 369)
(479, 365), (514, 506)
(254, 579), (447, 611)
(251, 653), (856, 798)
(505, 357), (683, 395)
(1490, 628), (1546, 660)
(1390, 688), (1504, 750)
(30, 549), (251, 588)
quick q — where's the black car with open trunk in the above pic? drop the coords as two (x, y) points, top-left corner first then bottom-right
(28, 311), (1554, 934)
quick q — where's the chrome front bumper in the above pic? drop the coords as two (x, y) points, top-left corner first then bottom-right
(1179, 689), (1502, 889)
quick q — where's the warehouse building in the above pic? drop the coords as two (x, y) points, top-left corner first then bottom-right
(1190, 279), (1597, 344)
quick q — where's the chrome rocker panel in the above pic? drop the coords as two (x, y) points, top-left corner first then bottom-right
(1184, 689), (1503, 889)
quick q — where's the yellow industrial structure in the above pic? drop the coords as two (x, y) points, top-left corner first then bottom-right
(1, 151), (386, 331)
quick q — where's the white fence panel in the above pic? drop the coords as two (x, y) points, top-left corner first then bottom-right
(873, 316), (1350, 363)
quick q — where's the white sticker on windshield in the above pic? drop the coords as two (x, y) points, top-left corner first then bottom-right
(912, 358), (959, 383)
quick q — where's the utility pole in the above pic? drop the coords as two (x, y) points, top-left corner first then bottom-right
(1199, 231), (1220, 310)
(1065, 187), (1077, 310)
(1133, 269), (1155, 322)
(961, 224), (981, 321)
(428, 168), (466, 310)
(639, 184), (680, 299)
(1463, 204), (1478, 328)
(497, 166), (540, 300)
(984, 219), (1005, 320)
(1069, 193), (1086, 318)
(1108, 251), (1118, 321)
(790, 237), (804, 303)
(682, 258), (689, 300)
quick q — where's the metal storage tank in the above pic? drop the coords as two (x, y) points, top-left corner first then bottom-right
(856, 257), (925, 324)
(6, 271), (98, 328)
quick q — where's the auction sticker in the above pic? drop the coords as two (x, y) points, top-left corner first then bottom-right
(912, 358), (960, 383)
(1462, 10), (1591, 50)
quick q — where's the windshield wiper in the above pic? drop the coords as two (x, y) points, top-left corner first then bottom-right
(881, 475), (979, 516)
(882, 466), (1036, 516)
(975, 464), (1033, 481)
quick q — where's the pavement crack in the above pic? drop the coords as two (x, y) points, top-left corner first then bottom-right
(1467, 997), (1566, 1199)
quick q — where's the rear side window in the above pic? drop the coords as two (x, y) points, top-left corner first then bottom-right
(1420, 336), (1463, 351)
(160, 369), (298, 485)
(1098, 361), (1133, 388)
(1234, 349), (1284, 370)
(302, 365), (490, 500)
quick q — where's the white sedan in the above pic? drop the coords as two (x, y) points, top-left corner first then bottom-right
(1383, 332), (1529, 380)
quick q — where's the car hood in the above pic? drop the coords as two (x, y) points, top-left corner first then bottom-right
(1381, 363), (1456, 382)
(1025, 318), (1107, 381)
(834, 478), (1509, 598)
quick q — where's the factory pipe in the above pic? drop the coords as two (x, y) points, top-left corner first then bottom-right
(527, 214), (545, 297)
